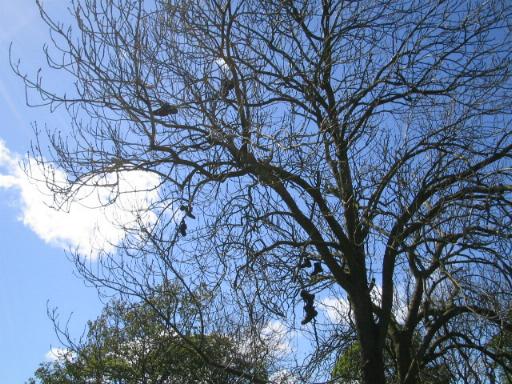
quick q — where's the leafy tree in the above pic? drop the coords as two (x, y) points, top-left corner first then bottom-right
(331, 341), (363, 383)
(28, 286), (268, 384)
(490, 310), (512, 383)
(495, 330), (512, 383)
(331, 339), (452, 383)
(13, 0), (512, 383)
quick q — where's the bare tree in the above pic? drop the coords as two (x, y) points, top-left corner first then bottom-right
(13, 0), (512, 383)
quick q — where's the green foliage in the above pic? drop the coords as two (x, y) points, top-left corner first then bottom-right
(331, 342), (363, 383)
(28, 289), (267, 384)
(331, 340), (452, 384)
(491, 328), (512, 383)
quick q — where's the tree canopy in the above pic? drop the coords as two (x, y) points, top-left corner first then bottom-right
(14, 0), (512, 383)
(331, 338), (453, 383)
(28, 285), (269, 384)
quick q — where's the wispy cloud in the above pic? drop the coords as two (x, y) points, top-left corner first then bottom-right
(44, 347), (75, 363)
(260, 320), (293, 356)
(321, 284), (409, 326)
(215, 58), (230, 73)
(0, 2), (38, 44)
(320, 296), (352, 324)
(0, 139), (160, 259)
(269, 369), (296, 384)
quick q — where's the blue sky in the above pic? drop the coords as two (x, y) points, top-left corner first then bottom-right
(0, 3), (245, 382)
(0, 4), (290, 382)
(0, 2), (396, 382)
(0, 1), (105, 382)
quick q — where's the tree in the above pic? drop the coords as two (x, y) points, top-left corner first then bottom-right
(331, 339), (452, 383)
(28, 285), (268, 384)
(331, 341), (363, 383)
(492, 331), (512, 384)
(13, 0), (512, 383)
(490, 309), (512, 383)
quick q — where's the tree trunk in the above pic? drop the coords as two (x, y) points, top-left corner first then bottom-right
(360, 347), (386, 384)
(352, 290), (387, 384)
(395, 330), (419, 384)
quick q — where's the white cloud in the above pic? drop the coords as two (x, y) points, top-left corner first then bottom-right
(0, 140), (161, 259)
(368, 283), (409, 324)
(215, 58), (230, 73)
(260, 320), (293, 357)
(392, 284), (410, 325)
(320, 296), (352, 324)
(45, 347), (75, 363)
(321, 285), (409, 326)
(269, 369), (296, 384)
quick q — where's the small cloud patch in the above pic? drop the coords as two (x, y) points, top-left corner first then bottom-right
(45, 347), (75, 363)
